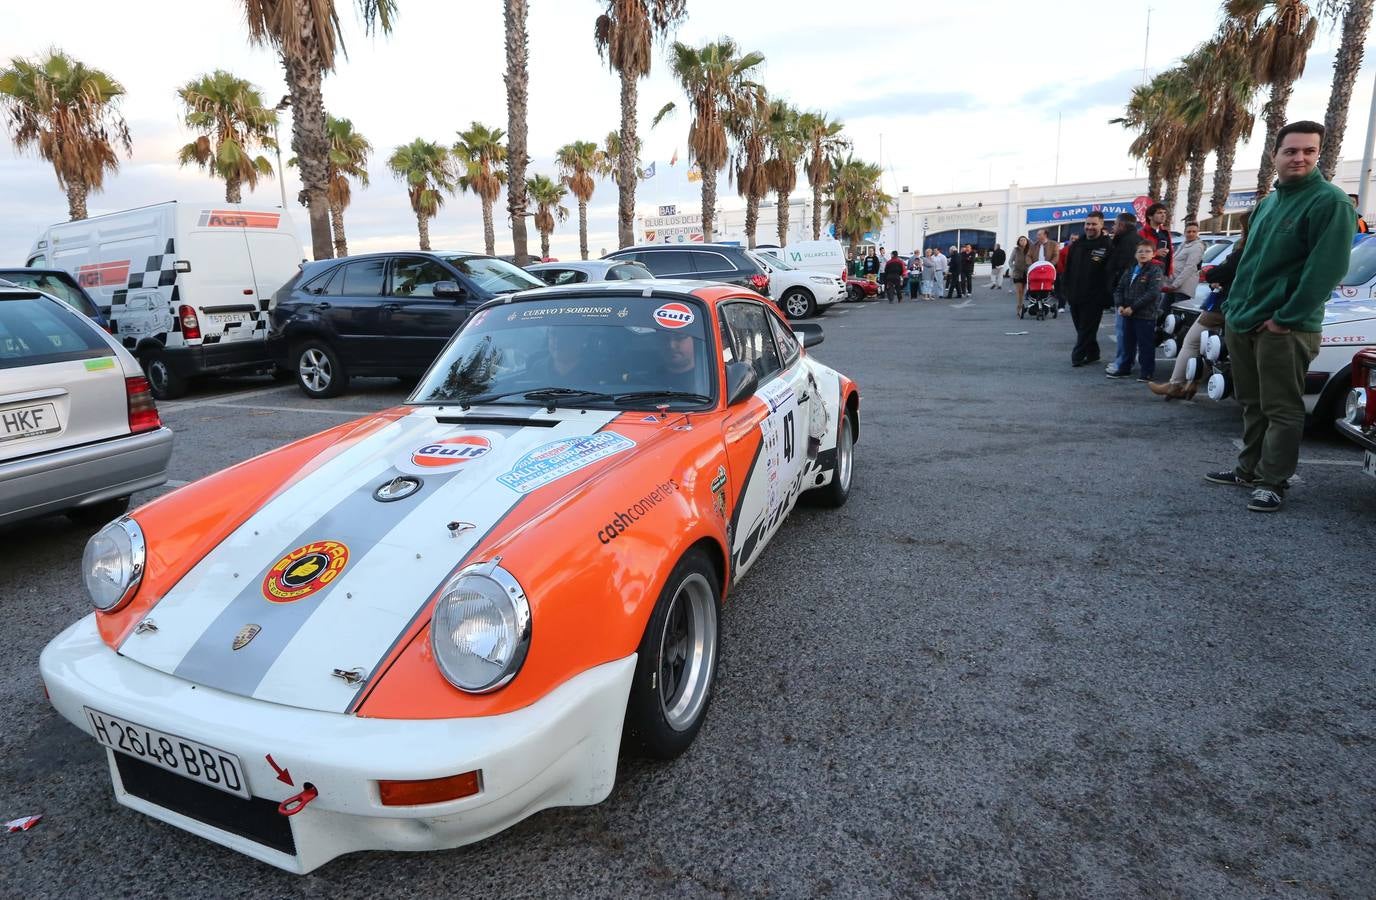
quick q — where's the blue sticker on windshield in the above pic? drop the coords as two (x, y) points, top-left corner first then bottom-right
(497, 432), (636, 493)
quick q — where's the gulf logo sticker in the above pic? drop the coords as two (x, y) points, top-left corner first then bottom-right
(262, 540), (349, 603)
(412, 434), (492, 467)
(653, 302), (695, 329)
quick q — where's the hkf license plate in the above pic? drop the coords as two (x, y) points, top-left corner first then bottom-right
(85, 708), (250, 798)
(0, 402), (60, 443)
(1364, 450), (1376, 479)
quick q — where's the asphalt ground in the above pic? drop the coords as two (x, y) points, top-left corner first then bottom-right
(2, 286), (1373, 898)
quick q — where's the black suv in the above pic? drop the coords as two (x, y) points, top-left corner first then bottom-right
(0, 268), (109, 331)
(602, 244), (771, 298)
(269, 251), (544, 398)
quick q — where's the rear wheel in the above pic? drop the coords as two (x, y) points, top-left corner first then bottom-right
(142, 349), (187, 401)
(294, 339), (349, 399)
(811, 409), (855, 508)
(625, 548), (721, 760)
(66, 495), (131, 528)
(781, 288), (816, 320)
(846, 284), (863, 303)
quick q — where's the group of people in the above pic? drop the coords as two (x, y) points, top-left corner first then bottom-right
(855, 246), (980, 302)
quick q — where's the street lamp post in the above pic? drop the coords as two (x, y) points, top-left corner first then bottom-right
(273, 95), (291, 210)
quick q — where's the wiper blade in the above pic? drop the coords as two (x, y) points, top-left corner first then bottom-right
(464, 386), (614, 410)
(612, 390), (713, 406)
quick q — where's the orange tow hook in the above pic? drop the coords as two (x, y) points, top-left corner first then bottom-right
(278, 783), (318, 817)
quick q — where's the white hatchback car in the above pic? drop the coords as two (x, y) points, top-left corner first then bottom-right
(0, 286), (173, 527)
(748, 250), (846, 320)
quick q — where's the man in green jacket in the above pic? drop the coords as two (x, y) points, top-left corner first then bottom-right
(1205, 120), (1354, 512)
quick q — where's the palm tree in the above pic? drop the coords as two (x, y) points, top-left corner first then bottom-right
(594, 0), (688, 248)
(454, 121), (507, 256)
(0, 50), (131, 220)
(505, 0), (531, 265)
(387, 138), (453, 251)
(656, 38), (766, 242)
(728, 88), (772, 248)
(1320, 0), (1374, 180)
(556, 140), (604, 260)
(799, 111), (847, 240)
(1224, 0), (1318, 196)
(527, 174), (569, 260)
(1180, 51), (1220, 222)
(1112, 79), (1170, 201)
(241, 0), (396, 260)
(826, 156), (890, 252)
(324, 116), (370, 257)
(176, 70), (278, 204)
(601, 129), (646, 184)
(765, 101), (805, 246)
(1201, 33), (1259, 219)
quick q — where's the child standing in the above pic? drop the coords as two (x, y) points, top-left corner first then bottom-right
(1106, 239), (1164, 381)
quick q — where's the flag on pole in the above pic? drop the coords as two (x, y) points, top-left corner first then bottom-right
(687, 165), (701, 183)
(670, 148), (679, 166)
(644, 162), (656, 179)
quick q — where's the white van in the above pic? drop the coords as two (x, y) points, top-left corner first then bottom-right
(28, 201), (303, 399)
(758, 240), (848, 279)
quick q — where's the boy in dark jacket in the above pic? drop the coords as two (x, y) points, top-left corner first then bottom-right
(1106, 240), (1163, 380)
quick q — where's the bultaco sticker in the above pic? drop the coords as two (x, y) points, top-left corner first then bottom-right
(412, 434), (492, 467)
(497, 432), (635, 493)
(654, 302), (695, 329)
(262, 540), (349, 602)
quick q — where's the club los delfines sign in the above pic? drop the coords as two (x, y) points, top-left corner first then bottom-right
(641, 209), (705, 244)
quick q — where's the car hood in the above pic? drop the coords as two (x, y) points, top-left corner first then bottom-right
(117, 405), (639, 714)
(1323, 297), (1376, 328)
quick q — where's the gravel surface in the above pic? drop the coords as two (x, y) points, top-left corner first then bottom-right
(2, 287), (1373, 898)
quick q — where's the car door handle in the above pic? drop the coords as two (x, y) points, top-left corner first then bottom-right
(314, 301), (332, 310)
(382, 303), (402, 311)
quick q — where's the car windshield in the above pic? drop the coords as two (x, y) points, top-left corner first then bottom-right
(1200, 242), (1234, 265)
(2, 273), (94, 315)
(758, 252), (795, 270)
(1340, 236), (1376, 287)
(413, 297), (715, 409)
(437, 255), (544, 293)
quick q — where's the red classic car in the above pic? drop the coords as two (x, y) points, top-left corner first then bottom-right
(1336, 347), (1376, 481)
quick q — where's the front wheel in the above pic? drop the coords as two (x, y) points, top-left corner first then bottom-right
(781, 288), (816, 320)
(625, 548), (721, 760)
(294, 339), (349, 399)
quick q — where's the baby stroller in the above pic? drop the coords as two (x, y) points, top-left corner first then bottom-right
(1022, 261), (1058, 320)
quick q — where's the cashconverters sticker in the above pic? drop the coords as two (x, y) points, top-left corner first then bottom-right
(653, 303), (695, 329)
(497, 433), (635, 493)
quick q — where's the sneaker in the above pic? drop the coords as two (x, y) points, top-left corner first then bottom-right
(1204, 470), (1254, 487)
(1136, 376), (1152, 382)
(1105, 370), (1132, 379)
(1247, 488), (1283, 512)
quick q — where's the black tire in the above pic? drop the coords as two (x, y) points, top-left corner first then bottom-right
(625, 548), (721, 760)
(66, 495), (131, 527)
(846, 284), (864, 303)
(142, 349), (188, 401)
(294, 339), (349, 399)
(1305, 368), (1350, 434)
(781, 288), (817, 320)
(810, 409), (855, 508)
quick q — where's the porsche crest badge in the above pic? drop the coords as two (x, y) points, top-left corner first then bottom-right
(232, 624), (261, 651)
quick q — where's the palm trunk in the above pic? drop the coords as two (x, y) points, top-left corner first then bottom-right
(540, 229), (550, 259)
(701, 169), (717, 241)
(282, 33), (333, 261)
(744, 192), (759, 248)
(226, 173), (243, 204)
(1322, 0), (1375, 181)
(481, 197), (496, 256)
(1256, 84), (1295, 198)
(330, 202), (348, 257)
(777, 191), (791, 246)
(416, 209), (431, 251)
(577, 198), (589, 260)
(1163, 175), (1180, 221)
(812, 182), (824, 240)
(1186, 146), (1206, 223)
(1210, 114), (1242, 219)
(504, 0), (530, 265)
(1146, 158), (1162, 202)
(65, 178), (88, 221)
(617, 69), (638, 249)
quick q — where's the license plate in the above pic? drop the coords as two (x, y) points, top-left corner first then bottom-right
(1364, 450), (1376, 479)
(0, 401), (60, 444)
(84, 707), (250, 799)
(207, 313), (251, 324)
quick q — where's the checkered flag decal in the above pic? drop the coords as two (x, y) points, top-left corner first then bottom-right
(126, 239), (178, 289)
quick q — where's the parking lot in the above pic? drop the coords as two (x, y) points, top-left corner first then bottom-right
(2, 288), (1373, 897)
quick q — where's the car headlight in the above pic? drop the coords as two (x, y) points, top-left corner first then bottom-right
(430, 559), (531, 693)
(1367, 368), (1376, 389)
(1347, 388), (1368, 425)
(82, 518), (145, 612)
(808, 276), (832, 285)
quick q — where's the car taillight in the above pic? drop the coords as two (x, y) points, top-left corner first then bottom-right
(750, 274), (769, 291)
(126, 376), (162, 433)
(178, 304), (201, 340)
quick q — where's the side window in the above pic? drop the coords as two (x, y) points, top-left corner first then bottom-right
(636, 251), (694, 277)
(767, 312), (801, 368)
(389, 256), (453, 297)
(721, 301), (782, 383)
(691, 251), (737, 273)
(340, 258), (387, 297)
(304, 266), (342, 296)
(608, 264), (651, 281)
(546, 269), (586, 285)
(27, 255), (46, 268)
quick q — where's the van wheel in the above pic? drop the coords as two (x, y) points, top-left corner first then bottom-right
(142, 350), (187, 401)
(781, 288), (817, 320)
(625, 548), (721, 760)
(294, 340), (349, 399)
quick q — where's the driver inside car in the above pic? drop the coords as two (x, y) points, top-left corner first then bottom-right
(658, 331), (703, 393)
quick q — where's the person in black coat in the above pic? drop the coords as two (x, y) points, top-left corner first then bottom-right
(883, 251), (906, 303)
(959, 244), (976, 295)
(1062, 211), (1116, 366)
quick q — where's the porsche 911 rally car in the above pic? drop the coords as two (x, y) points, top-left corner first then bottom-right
(39, 281), (861, 873)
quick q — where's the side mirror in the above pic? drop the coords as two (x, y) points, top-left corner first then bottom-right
(793, 323), (824, 348)
(725, 361), (758, 406)
(433, 280), (467, 300)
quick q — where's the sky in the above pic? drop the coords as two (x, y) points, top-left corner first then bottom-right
(3, 0), (1375, 264)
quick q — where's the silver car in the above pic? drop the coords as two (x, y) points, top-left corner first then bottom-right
(527, 259), (654, 285)
(0, 286), (173, 527)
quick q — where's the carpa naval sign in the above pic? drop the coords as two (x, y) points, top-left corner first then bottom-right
(1026, 200), (1137, 225)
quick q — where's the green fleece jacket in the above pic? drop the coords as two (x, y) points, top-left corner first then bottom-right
(1224, 166), (1355, 333)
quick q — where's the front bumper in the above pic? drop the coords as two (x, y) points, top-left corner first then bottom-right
(1336, 417), (1376, 452)
(0, 426), (172, 527)
(40, 615), (636, 873)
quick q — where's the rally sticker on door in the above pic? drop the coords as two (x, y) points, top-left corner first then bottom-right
(411, 435), (493, 467)
(653, 303), (695, 329)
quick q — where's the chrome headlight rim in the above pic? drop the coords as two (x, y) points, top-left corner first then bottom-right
(84, 517), (145, 612)
(1347, 387), (1368, 425)
(430, 558), (531, 694)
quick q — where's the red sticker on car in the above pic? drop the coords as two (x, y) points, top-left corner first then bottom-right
(653, 302), (695, 329)
(411, 435), (492, 467)
(262, 540), (349, 602)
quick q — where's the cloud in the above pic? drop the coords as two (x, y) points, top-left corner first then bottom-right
(833, 90), (983, 122)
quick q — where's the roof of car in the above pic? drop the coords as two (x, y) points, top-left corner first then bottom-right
(606, 243), (748, 254)
(484, 280), (753, 308)
(526, 260), (639, 273)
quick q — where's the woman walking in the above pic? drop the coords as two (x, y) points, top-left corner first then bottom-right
(922, 248), (939, 299)
(928, 247), (947, 300)
(1009, 235), (1031, 315)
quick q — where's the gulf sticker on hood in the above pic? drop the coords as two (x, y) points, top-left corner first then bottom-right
(411, 434), (493, 467)
(497, 432), (635, 493)
(654, 302), (695, 329)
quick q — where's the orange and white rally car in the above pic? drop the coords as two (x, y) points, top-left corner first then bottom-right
(40, 281), (860, 873)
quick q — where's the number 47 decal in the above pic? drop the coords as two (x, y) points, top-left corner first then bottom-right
(782, 411), (795, 462)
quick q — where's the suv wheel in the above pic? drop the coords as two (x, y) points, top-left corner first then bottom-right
(781, 288), (817, 320)
(294, 339), (349, 399)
